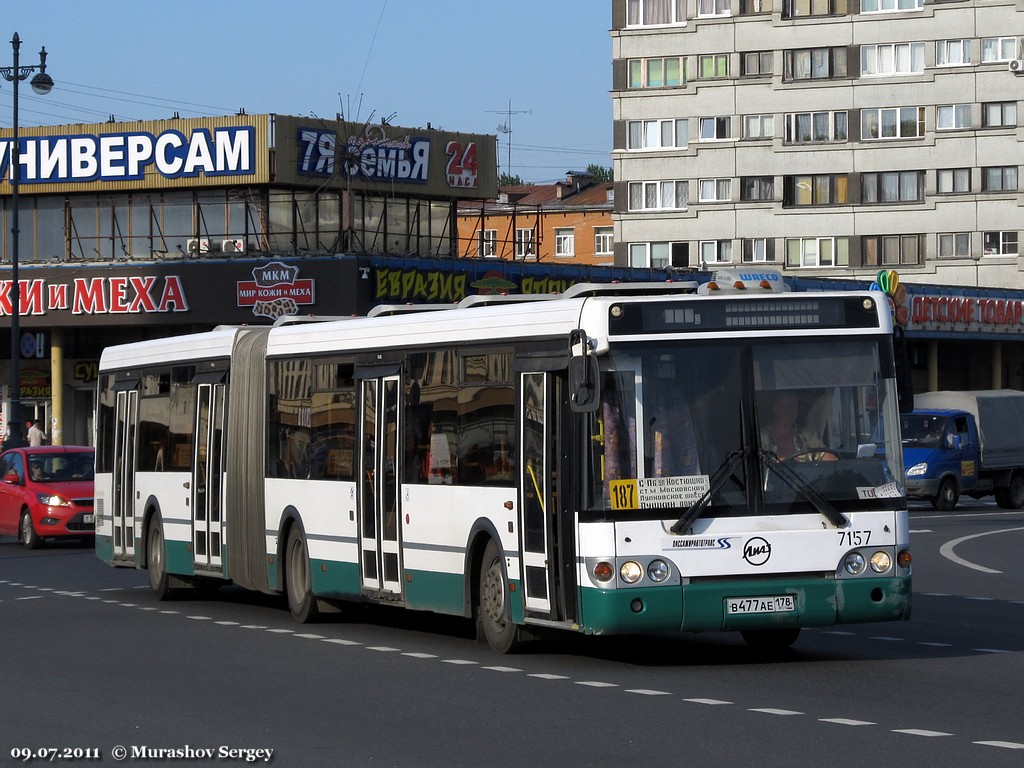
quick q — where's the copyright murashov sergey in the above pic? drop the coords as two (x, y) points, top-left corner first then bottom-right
(111, 745), (273, 762)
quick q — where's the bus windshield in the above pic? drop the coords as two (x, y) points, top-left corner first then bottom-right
(587, 337), (904, 518)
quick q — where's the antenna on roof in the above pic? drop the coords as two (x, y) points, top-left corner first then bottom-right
(487, 99), (531, 178)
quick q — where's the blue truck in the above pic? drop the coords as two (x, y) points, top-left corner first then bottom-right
(903, 390), (1024, 510)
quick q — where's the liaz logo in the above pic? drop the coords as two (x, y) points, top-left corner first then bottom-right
(742, 537), (772, 566)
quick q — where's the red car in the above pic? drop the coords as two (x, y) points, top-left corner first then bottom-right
(0, 446), (95, 548)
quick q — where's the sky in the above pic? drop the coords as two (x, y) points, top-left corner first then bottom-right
(2, 1), (614, 183)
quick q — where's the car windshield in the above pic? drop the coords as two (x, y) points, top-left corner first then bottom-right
(900, 415), (947, 449)
(585, 337), (904, 519)
(27, 452), (95, 482)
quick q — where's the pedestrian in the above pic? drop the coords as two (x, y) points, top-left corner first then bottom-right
(27, 419), (48, 447)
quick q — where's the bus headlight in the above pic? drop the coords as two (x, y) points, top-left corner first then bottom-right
(620, 561), (643, 584)
(869, 551), (892, 573)
(844, 552), (866, 575)
(647, 559), (671, 583)
(906, 462), (928, 477)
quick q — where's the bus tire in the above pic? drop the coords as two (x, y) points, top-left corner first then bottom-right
(285, 526), (320, 623)
(20, 510), (41, 550)
(996, 473), (1024, 509)
(741, 628), (800, 650)
(147, 518), (171, 599)
(931, 478), (958, 511)
(477, 539), (521, 654)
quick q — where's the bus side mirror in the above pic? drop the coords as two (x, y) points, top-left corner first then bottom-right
(569, 355), (600, 413)
(568, 328), (600, 413)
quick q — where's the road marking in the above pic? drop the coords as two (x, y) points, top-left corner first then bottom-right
(187, 615), (213, 621)
(893, 729), (952, 737)
(626, 689), (672, 696)
(529, 673), (569, 680)
(15, 595), (42, 600)
(367, 646), (399, 652)
(939, 526), (1024, 574)
(973, 648), (1012, 654)
(322, 638), (360, 646)
(442, 659), (477, 665)
(685, 698), (732, 705)
(974, 741), (1024, 750)
(751, 708), (803, 716)
(576, 681), (618, 688)
(820, 718), (875, 726)
(402, 652), (437, 659)
(483, 666), (522, 673)
(295, 633), (327, 640)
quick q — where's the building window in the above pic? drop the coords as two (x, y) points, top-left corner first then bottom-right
(862, 171), (924, 204)
(983, 231), (1019, 256)
(699, 54), (729, 79)
(783, 48), (848, 81)
(628, 241), (689, 269)
(626, 0), (687, 25)
(741, 0), (773, 13)
(627, 118), (689, 150)
(782, 0), (843, 18)
(554, 228), (575, 258)
(983, 102), (1017, 128)
(515, 228), (535, 259)
(699, 116), (732, 141)
(861, 43), (925, 76)
(936, 104), (972, 130)
(742, 238), (775, 262)
(981, 37), (1019, 63)
(742, 51), (773, 76)
(698, 178), (732, 202)
(861, 0), (923, 12)
(700, 240), (733, 265)
(629, 57), (686, 88)
(863, 235), (922, 266)
(982, 166), (1018, 192)
(744, 114), (774, 139)
(786, 237), (849, 268)
(938, 232), (971, 259)
(478, 230), (497, 258)
(784, 111), (848, 144)
(936, 39), (972, 66)
(594, 227), (613, 256)
(627, 180), (689, 211)
(861, 107), (925, 140)
(741, 177), (774, 201)
(783, 175), (850, 206)
(937, 168), (971, 194)
(697, 0), (731, 17)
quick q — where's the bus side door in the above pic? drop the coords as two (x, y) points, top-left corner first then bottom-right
(111, 388), (138, 562)
(356, 370), (403, 598)
(191, 382), (225, 573)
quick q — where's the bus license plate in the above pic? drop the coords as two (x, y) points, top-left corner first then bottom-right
(726, 595), (795, 615)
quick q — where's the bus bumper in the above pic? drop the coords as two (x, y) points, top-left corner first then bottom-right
(578, 575), (912, 635)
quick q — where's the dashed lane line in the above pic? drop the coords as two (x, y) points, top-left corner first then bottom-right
(7, 580), (1024, 753)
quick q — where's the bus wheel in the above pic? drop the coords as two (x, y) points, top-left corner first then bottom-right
(932, 478), (958, 511)
(478, 539), (521, 654)
(285, 526), (320, 623)
(741, 628), (800, 650)
(19, 510), (41, 550)
(147, 518), (171, 599)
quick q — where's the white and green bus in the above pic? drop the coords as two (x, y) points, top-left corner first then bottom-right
(95, 272), (912, 653)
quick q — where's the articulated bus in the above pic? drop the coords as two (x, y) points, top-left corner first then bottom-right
(95, 272), (911, 653)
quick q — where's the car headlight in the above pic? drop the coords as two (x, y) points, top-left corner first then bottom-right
(619, 561), (643, 584)
(870, 551), (892, 573)
(647, 559), (671, 583)
(844, 552), (866, 575)
(37, 493), (70, 507)
(906, 462), (928, 477)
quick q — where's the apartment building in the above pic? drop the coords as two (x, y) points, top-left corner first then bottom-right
(610, 0), (1023, 291)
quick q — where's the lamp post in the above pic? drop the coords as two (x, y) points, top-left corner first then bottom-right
(1, 33), (52, 447)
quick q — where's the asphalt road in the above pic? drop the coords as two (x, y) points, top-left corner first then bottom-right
(1, 502), (1021, 768)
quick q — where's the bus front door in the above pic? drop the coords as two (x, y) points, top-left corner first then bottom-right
(357, 374), (403, 598)
(111, 389), (138, 562)
(520, 371), (561, 618)
(191, 382), (225, 573)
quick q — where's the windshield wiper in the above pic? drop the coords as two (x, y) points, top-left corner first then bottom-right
(757, 448), (847, 527)
(670, 449), (747, 535)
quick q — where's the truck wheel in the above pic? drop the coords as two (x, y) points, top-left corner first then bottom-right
(932, 478), (958, 511)
(996, 475), (1024, 509)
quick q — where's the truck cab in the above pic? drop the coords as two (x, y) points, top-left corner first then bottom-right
(903, 409), (979, 510)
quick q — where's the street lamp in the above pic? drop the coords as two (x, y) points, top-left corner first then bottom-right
(1, 33), (52, 447)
